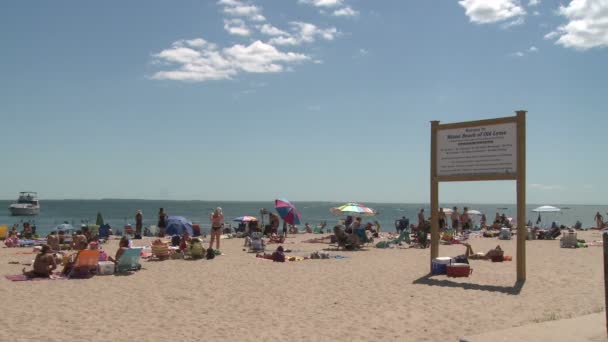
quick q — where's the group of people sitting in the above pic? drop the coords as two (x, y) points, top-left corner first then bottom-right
(159, 231), (216, 260)
(22, 236), (132, 279)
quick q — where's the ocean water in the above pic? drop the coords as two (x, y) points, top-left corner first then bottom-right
(0, 200), (605, 236)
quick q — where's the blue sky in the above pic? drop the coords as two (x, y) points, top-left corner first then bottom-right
(1, 0), (607, 204)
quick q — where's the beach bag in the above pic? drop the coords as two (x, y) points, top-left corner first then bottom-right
(206, 248), (215, 260)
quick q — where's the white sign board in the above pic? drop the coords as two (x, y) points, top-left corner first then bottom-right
(437, 122), (517, 177)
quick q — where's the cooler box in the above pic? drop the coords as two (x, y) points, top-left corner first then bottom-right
(98, 261), (115, 275)
(447, 263), (472, 277)
(431, 257), (452, 275)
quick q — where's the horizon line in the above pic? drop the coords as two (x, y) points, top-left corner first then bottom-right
(0, 198), (606, 206)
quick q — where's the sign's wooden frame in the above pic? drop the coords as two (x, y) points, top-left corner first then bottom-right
(430, 111), (527, 281)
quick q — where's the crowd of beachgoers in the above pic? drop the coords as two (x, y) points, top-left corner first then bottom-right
(3, 203), (605, 281)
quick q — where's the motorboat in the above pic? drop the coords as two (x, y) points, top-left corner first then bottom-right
(8, 192), (40, 216)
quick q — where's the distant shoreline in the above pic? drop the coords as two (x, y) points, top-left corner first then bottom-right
(0, 199), (606, 206)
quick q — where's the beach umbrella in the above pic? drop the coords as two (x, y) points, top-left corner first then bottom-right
(233, 216), (258, 222)
(330, 202), (377, 217)
(165, 216), (193, 236)
(275, 199), (301, 225)
(441, 208), (453, 215)
(532, 205), (561, 212)
(96, 212), (104, 226)
(467, 209), (483, 215)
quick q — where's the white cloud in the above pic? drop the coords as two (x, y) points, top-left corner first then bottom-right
(529, 0), (540, 6)
(333, 6), (359, 17)
(299, 0), (344, 7)
(151, 39), (310, 82)
(299, 0), (359, 18)
(545, 0), (608, 50)
(544, 30), (559, 39)
(501, 16), (525, 28)
(510, 45), (538, 57)
(269, 21), (339, 45)
(218, 0), (266, 22)
(224, 19), (251, 36)
(459, 0), (526, 24)
(259, 24), (288, 36)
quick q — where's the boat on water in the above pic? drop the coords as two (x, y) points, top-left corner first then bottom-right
(8, 192), (40, 216)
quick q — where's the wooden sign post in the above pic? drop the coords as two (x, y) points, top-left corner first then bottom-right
(430, 111), (527, 281)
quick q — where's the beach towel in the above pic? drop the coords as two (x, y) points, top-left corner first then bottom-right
(5, 272), (67, 281)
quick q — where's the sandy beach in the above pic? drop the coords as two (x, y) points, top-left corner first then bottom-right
(0, 230), (605, 342)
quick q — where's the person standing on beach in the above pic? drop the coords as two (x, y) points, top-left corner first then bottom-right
(158, 208), (167, 237)
(451, 207), (460, 232)
(135, 210), (143, 238)
(595, 212), (604, 229)
(461, 207), (471, 231)
(209, 207), (224, 251)
(418, 209), (426, 229)
(438, 208), (447, 230)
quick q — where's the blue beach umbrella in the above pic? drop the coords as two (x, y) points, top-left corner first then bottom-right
(165, 216), (193, 236)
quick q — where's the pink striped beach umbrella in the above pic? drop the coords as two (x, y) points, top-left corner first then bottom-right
(274, 198), (301, 225)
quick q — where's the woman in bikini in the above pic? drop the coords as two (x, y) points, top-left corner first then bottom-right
(209, 207), (224, 251)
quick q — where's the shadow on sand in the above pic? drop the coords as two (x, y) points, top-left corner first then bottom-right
(413, 274), (525, 295)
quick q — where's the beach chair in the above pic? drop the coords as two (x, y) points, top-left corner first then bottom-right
(98, 224), (111, 242)
(115, 248), (143, 273)
(247, 232), (265, 253)
(498, 228), (512, 240)
(69, 250), (100, 278)
(151, 243), (172, 260)
(560, 231), (578, 248)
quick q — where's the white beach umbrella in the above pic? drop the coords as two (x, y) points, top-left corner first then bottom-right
(441, 208), (453, 215)
(532, 206), (561, 212)
(467, 210), (483, 215)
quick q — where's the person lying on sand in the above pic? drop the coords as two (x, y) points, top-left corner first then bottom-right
(461, 242), (503, 260)
(303, 236), (332, 243)
(23, 244), (57, 278)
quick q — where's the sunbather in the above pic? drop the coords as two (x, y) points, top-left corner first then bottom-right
(303, 236), (332, 243)
(72, 231), (88, 250)
(461, 242), (503, 260)
(109, 236), (130, 263)
(47, 232), (60, 252)
(267, 233), (285, 244)
(61, 241), (89, 275)
(22, 244), (57, 278)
